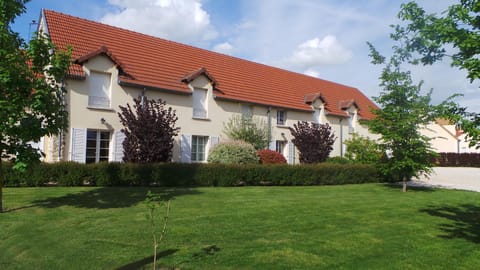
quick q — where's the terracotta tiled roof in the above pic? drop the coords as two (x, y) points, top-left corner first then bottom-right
(43, 9), (377, 119)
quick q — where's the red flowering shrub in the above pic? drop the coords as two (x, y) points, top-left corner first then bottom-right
(256, 149), (287, 164)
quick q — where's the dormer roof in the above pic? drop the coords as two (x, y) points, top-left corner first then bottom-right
(181, 67), (218, 87)
(304, 92), (327, 105)
(339, 99), (359, 111)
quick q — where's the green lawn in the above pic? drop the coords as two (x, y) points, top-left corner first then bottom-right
(1, 184), (480, 269)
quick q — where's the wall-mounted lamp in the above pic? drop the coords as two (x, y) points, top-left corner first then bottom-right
(281, 132), (285, 136)
(101, 118), (106, 124)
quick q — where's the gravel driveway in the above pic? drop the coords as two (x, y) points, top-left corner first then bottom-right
(411, 167), (480, 192)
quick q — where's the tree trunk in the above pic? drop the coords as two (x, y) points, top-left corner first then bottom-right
(0, 159), (3, 213)
(402, 176), (407, 192)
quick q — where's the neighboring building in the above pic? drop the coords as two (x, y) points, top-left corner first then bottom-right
(421, 119), (480, 154)
(38, 9), (379, 164)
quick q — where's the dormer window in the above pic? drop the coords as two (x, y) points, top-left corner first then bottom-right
(340, 99), (359, 134)
(313, 106), (326, 124)
(87, 71), (111, 109)
(277, 110), (286, 125)
(348, 112), (357, 133)
(305, 92), (327, 124)
(193, 87), (207, 118)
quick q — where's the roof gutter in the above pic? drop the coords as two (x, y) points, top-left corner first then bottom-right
(213, 95), (313, 113)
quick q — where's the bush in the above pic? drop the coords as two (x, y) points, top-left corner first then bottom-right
(208, 140), (259, 164)
(325, 156), (352, 164)
(289, 121), (335, 163)
(2, 161), (381, 187)
(433, 152), (480, 167)
(223, 115), (269, 150)
(118, 97), (180, 163)
(344, 134), (382, 164)
(256, 149), (287, 164)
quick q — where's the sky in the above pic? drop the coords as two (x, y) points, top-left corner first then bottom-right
(11, 0), (480, 112)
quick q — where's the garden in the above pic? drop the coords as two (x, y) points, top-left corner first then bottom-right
(2, 184), (480, 269)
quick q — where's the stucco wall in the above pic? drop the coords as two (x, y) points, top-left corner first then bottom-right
(45, 54), (375, 163)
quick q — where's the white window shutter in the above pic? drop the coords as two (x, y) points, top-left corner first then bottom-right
(288, 141), (295, 165)
(208, 136), (219, 161)
(114, 130), (126, 162)
(210, 136), (219, 149)
(313, 109), (319, 124)
(181, 134), (192, 163)
(193, 88), (207, 118)
(88, 72), (111, 108)
(269, 141), (276, 151)
(71, 128), (86, 163)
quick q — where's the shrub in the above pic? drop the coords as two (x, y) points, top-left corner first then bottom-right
(326, 156), (352, 164)
(289, 121), (335, 163)
(344, 134), (382, 164)
(223, 115), (269, 150)
(208, 140), (259, 164)
(2, 162), (381, 187)
(433, 152), (480, 167)
(256, 149), (287, 164)
(118, 97), (180, 163)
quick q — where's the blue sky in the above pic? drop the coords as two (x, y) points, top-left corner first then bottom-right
(12, 0), (480, 112)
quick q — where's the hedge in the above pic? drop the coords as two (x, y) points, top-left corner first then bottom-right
(1, 162), (381, 187)
(432, 152), (480, 167)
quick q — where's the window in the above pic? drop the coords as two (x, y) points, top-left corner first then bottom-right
(241, 104), (253, 118)
(348, 112), (356, 133)
(277, 110), (286, 125)
(86, 130), (110, 163)
(275, 140), (286, 154)
(313, 109), (320, 124)
(193, 88), (207, 118)
(191, 135), (208, 162)
(88, 71), (111, 108)
(313, 107), (325, 124)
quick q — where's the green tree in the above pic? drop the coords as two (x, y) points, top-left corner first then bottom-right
(393, 1), (480, 147)
(0, 0), (71, 212)
(367, 42), (440, 192)
(344, 134), (381, 164)
(223, 115), (269, 150)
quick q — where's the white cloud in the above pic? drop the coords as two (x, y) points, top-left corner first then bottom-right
(304, 69), (320, 78)
(212, 42), (233, 55)
(102, 0), (217, 44)
(286, 36), (353, 68)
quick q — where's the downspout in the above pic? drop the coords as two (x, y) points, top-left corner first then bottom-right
(58, 131), (62, 161)
(267, 107), (272, 146)
(58, 78), (66, 161)
(339, 118), (344, 157)
(141, 87), (146, 108)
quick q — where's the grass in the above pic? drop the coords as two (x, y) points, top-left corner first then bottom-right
(1, 184), (480, 269)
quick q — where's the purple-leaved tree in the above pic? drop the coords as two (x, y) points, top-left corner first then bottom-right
(289, 122), (335, 164)
(118, 97), (180, 163)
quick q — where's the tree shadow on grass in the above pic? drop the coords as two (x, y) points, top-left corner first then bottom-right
(30, 187), (202, 209)
(420, 204), (480, 244)
(382, 183), (437, 192)
(115, 249), (179, 270)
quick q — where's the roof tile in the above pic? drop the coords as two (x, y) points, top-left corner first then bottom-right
(44, 9), (377, 119)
